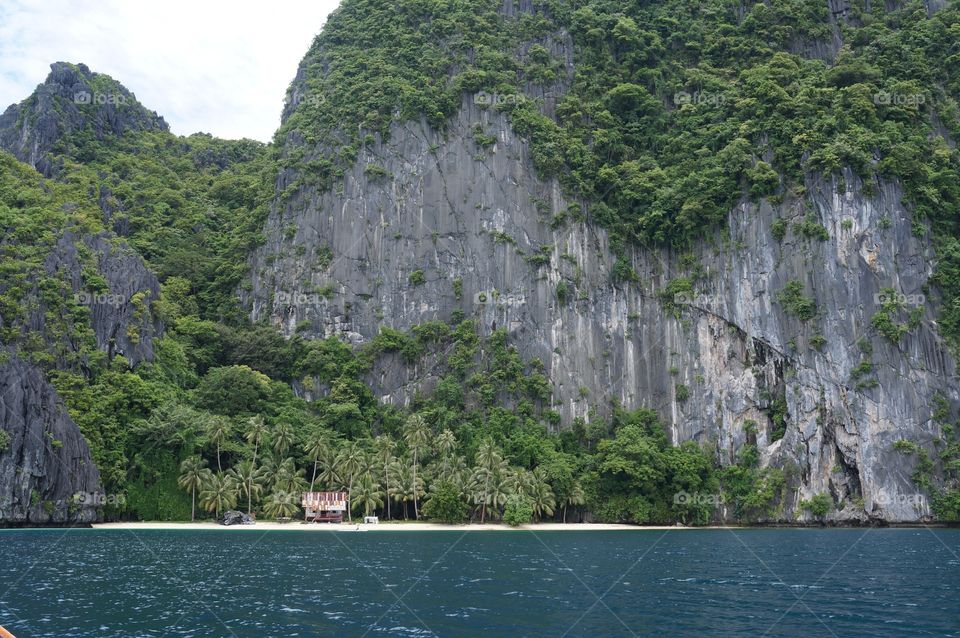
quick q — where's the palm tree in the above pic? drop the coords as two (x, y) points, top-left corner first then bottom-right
(303, 434), (331, 493)
(273, 422), (295, 457)
(228, 460), (267, 516)
(403, 414), (431, 519)
(199, 472), (238, 518)
(245, 416), (269, 513)
(206, 417), (232, 472)
(436, 430), (456, 457)
(511, 468), (534, 497)
(488, 471), (512, 520)
(262, 490), (300, 519)
(435, 430), (458, 481)
(472, 440), (506, 523)
(563, 481), (586, 523)
(337, 441), (364, 522)
(271, 457), (308, 496)
(177, 456), (208, 522)
(374, 436), (396, 520)
(317, 445), (341, 490)
(389, 459), (424, 519)
(245, 416), (268, 465)
(529, 467), (556, 521)
(352, 473), (384, 517)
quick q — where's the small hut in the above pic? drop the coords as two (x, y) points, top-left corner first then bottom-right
(302, 491), (348, 523)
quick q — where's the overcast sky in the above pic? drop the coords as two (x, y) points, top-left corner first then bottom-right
(0, 0), (341, 141)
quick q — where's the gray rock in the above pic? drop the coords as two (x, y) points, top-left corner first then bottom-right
(44, 232), (163, 367)
(0, 61), (168, 175)
(0, 355), (102, 525)
(218, 510), (255, 526)
(246, 65), (958, 523)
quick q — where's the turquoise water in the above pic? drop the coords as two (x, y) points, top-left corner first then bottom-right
(0, 528), (958, 637)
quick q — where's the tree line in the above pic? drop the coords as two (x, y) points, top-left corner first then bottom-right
(177, 413), (585, 525)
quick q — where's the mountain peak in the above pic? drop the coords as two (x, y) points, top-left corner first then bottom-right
(0, 61), (169, 174)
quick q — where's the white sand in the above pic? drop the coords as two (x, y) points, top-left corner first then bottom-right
(91, 521), (716, 532)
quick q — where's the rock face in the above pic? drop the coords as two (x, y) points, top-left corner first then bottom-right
(0, 356), (102, 525)
(218, 510), (255, 526)
(44, 232), (163, 367)
(246, 48), (957, 523)
(0, 62), (168, 176)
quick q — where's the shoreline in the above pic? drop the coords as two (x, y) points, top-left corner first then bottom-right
(90, 521), (693, 531)
(2, 521), (954, 531)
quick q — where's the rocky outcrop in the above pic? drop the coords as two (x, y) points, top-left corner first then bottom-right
(246, 50), (958, 522)
(0, 62), (168, 176)
(44, 232), (163, 366)
(0, 355), (102, 525)
(218, 510), (255, 526)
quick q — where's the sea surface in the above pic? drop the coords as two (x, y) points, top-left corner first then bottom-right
(0, 528), (958, 637)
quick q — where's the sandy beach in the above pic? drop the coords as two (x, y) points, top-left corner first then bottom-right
(92, 521), (704, 532)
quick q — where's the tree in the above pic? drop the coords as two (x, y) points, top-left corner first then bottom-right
(337, 440), (364, 521)
(195, 365), (273, 416)
(389, 459), (424, 519)
(228, 459), (267, 516)
(199, 472), (238, 518)
(436, 430), (456, 457)
(352, 473), (383, 517)
(316, 444), (341, 490)
(271, 457), (308, 496)
(205, 416), (232, 473)
(304, 434), (332, 494)
(564, 481), (586, 523)
(245, 416), (269, 514)
(374, 435), (396, 520)
(272, 422), (295, 457)
(423, 481), (468, 523)
(403, 414), (431, 519)
(245, 416), (268, 467)
(529, 467), (556, 521)
(503, 494), (534, 526)
(471, 439), (507, 523)
(262, 490), (300, 519)
(177, 456), (208, 522)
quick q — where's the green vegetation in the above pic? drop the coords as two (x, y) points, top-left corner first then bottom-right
(408, 269), (426, 286)
(275, 0), (960, 345)
(719, 445), (786, 523)
(503, 494), (535, 526)
(800, 493), (833, 520)
(794, 214), (830, 241)
(777, 281), (817, 321)
(894, 397), (960, 520)
(3, 0), (960, 526)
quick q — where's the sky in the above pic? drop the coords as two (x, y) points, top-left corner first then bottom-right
(0, 0), (341, 142)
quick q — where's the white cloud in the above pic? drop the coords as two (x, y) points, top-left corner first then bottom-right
(0, 0), (340, 141)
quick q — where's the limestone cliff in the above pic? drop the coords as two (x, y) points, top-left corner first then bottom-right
(246, 33), (957, 524)
(0, 356), (102, 525)
(0, 62), (168, 176)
